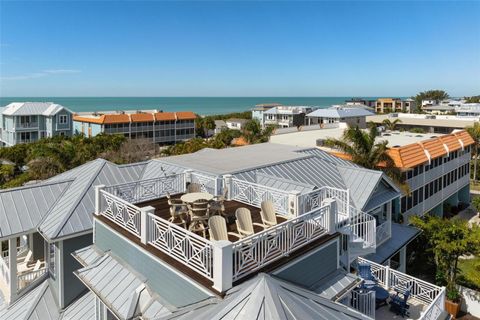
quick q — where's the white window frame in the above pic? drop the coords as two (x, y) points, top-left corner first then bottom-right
(59, 114), (68, 125)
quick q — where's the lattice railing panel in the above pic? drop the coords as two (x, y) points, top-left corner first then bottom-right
(100, 190), (142, 238)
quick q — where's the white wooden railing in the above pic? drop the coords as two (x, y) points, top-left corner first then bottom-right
(420, 287), (446, 320)
(229, 178), (290, 215)
(189, 172), (218, 195)
(99, 190), (142, 238)
(376, 220), (391, 246)
(0, 256), (9, 285)
(298, 186), (350, 218)
(147, 213), (214, 280)
(357, 257), (445, 319)
(17, 267), (47, 292)
(104, 174), (185, 204)
(349, 206), (376, 249)
(232, 204), (333, 281)
(344, 289), (376, 319)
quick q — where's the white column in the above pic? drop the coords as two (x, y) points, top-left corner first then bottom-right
(140, 206), (155, 244)
(8, 237), (17, 302)
(288, 190), (301, 216)
(386, 201), (392, 239)
(212, 240), (233, 293)
(398, 246), (407, 273)
(384, 265), (390, 289)
(322, 198), (337, 234)
(94, 184), (106, 216)
(223, 174), (233, 200)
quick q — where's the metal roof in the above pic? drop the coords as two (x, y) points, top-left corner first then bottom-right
(337, 166), (384, 210)
(39, 160), (147, 240)
(72, 245), (103, 267)
(365, 223), (421, 264)
(181, 273), (370, 320)
(1, 102), (72, 116)
(0, 180), (72, 239)
(307, 107), (373, 118)
(310, 270), (361, 300)
(59, 291), (95, 320)
(75, 252), (174, 320)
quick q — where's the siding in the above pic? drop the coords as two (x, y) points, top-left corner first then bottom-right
(94, 220), (211, 307)
(275, 239), (338, 288)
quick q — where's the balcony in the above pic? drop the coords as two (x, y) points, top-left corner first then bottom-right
(15, 122), (39, 130)
(343, 258), (446, 320)
(94, 171), (377, 293)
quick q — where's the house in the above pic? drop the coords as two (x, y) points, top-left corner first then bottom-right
(306, 105), (374, 129)
(73, 110), (196, 144)
(251, 103), (282, 126)
(375, 98), (415, 114)
(367, 113), (479, 134)
(225, 118), (248, 130)
(345, 98), (377, 108)
(75, 143), (445, 319)
(263, 105), (314, 128)
(0, 102), (73, 146)
(455, 103), (480, 117)
(0, 143), (447, 319)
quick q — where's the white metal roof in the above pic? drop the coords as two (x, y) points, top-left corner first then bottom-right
(1, 102), (72, 116)
(307, 107), (373, 118)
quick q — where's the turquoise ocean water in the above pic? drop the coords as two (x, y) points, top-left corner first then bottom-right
(0, 97), (380, 115)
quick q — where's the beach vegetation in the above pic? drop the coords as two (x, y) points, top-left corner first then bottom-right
(412, 89), (449, 112)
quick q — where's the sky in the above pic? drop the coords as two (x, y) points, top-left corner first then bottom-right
(0, 1), (479, 97)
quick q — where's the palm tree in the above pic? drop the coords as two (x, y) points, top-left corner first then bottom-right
(467, 122), (480, 182)
(324, 126), (405, 188)
(382, 118), (402, 131)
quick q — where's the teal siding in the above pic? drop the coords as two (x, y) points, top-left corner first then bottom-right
(275, 239), (338, 288)
(94, 220), (211, 307)
(62, 234), (92, 308)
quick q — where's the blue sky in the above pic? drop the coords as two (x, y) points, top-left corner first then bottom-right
(0, 1), (479, 97)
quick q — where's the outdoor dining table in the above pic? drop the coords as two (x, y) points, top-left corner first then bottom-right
(180, 192), (214, 203)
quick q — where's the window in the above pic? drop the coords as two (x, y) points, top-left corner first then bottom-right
(48, 243), (56, 278)
(59, 114), (68, 125)
(401, 196), (406, 213)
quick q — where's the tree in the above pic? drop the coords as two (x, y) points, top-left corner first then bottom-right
(411, 215), (480, 301)
(242, 119), (276, 144)
(413, 90), (449, 112)
(465, 95), (480, 103)
(203, 117), (216, 136)
(472, 196), (480, 215)
(324, 126), (405, 188)
(467, 122), (480, 182)
(381, 119), (402, 131)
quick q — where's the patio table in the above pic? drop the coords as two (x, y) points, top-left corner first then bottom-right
(372, 285), (389, 308)
(180, 192), (214, 203)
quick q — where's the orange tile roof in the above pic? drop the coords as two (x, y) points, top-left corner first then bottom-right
(439, 135), (462, 152)
(72, 115), (105, 124)
(453, 130), (475, 146)
(155, 112), (176, 121)
(176, 111), (196, 120)
(420, 138), (447, 159)
(130, 113), (154, 122)
(387, 143), (429, 168)
(103, 114), (131, 124)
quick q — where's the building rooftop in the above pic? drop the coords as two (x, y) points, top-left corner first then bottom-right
(367, 113), (478, 128)
(73, 110), (196, 124)
(307, 106), (373, 118)
(263, 106), (313, 115)
(1, 102), (72, 116)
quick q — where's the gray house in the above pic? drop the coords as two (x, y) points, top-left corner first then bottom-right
(0, 102), (73, 146)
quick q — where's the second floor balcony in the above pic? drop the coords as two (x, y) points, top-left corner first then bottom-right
(94, 171), (381, 293)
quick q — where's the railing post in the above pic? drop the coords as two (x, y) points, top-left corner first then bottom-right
(8, 237), (17, 302)
(223, 174), (233, 200)
(322, 198), (337, 234)
(214, 176), (223, 196)
(288, 190), (301, 216)
(212, 240), (233, 293)
(140, 206), (155, 245)
(385, 265), (390, 289)
(184, 169), (193, 186)
(94, 184), (106, 216)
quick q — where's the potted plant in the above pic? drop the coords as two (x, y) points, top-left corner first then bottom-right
(445, 283), (462, 317)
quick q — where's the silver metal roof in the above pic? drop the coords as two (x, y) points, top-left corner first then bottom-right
(180, 273), (370, 320)
(1, 102), (72, 116)
(307, 107), (373, 118)
(40, 160), (147, 240)
(365, 223), (421, 264)
(72, 245), (103, 267)
(310, 270), (360, 300)
(59, 291), (95, 320)
(337, 166), (384, 210)
(0, 180), (72, 239)
(75, 252), (173, 320)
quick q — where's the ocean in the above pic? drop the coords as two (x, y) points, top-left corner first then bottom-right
(0, 97), (381, 115)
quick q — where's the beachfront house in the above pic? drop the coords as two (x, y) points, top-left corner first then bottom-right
(0, 102), (73, 147)
(262, 105), (313, 128)
(375, 98), (415, 114)
(0, 143), (447, 319)
(73, 110), (196, 144)
(251, 103), (282, 126)
(306, 105), (374, 129)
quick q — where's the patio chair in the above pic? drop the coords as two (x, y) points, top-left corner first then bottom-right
(210, 188), (228, 216)
(235, 208), (266, 237)
(188, 200), (210, 237)
(358, 263), (379, 288)
(187, 183), (202, 193)
(208, 216), (241, 241)
(17, 250), (34, 273)
(389, 289), (411, 317)
(166, 192), (188, 228)
(260, 200), (284, 228)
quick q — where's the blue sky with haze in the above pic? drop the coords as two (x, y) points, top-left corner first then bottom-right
(0, 1), (479, 97)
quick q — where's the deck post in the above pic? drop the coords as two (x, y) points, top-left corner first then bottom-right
(8, 237), (17, 303)
(322, 198), (337, 234)
(384, 265), (390, 289)
(214, 176), (223, 196)
(223, 174), (233, 200)
(288, 190), (301, 216)
(140, 206), (155, 244)
(184, 169), (193, 184)
(212, 240), (233, 293)
(94, 185), (106, 216)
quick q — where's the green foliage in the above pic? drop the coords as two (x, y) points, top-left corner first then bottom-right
(409, 127), (426, 134)
(381, 119), (402, 131)
(472, 196), (480, 213)
(323, 126), (406, 190)
(0, 164), (15, 185)
(412, 90), (449, 112)
(410, 215), (480, 297)
(242, 119), (275, 144)
(195, 111), (252, 138)
(465, 95), (480, 103)
(467, 122), (480, 182)
(458, 257), (480, 290)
